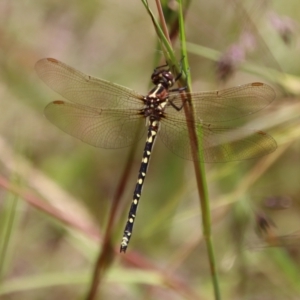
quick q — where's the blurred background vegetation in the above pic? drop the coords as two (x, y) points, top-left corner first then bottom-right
(0, 0), (300, 299)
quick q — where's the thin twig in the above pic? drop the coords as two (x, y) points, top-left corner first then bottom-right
(155, 0), (172, 45)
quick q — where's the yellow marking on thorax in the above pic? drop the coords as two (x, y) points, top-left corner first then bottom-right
(148, 84), (162, 98)
(159, 101), (168, 109)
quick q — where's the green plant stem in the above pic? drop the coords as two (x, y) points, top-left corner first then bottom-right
(177, 1), (221, 299)
(0, 182), (19, 279)
(142, 1), (221, 298)
(141, 0), (177, 66)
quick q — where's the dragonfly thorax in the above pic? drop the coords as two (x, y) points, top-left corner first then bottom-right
(147, 83), (170, 100)
(142, 83), (170, 119)
(142, 98), (168, 119)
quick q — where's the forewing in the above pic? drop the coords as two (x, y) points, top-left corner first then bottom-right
(167, 82), (275, 123)
(45, 101), (145, 148)
(159, 118), (277, 162)
(35, 58), (144, 110)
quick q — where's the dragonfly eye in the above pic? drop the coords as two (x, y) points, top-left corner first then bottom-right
(151, 70), (175, 88)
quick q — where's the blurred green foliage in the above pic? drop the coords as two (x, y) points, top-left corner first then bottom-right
(0, 0), (300, 299)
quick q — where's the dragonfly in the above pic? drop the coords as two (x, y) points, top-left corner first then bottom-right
(35, 58), (277, 252)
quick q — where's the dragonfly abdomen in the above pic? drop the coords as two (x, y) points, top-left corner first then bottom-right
(120, 117), (159, 252)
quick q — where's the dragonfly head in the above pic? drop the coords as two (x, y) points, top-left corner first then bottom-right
(151, 69), (175, 89)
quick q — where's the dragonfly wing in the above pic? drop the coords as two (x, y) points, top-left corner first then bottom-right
(159, 118), (277, 162)
(45, 101), (145, 148)
(36, 58), (144, 110)
(167, 82), (275, 122)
